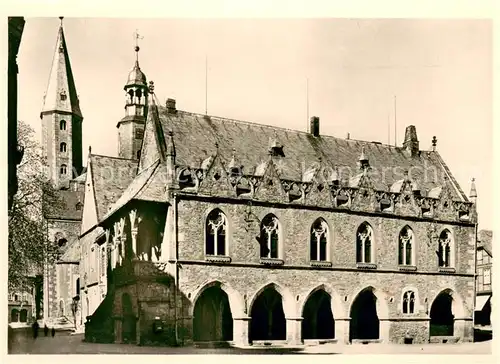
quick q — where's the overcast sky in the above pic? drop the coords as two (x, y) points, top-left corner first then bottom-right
(17, 17), (492, 229)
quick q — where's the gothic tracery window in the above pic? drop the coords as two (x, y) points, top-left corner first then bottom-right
(402, 290), (416, 314)
(310, 218), (328, 261)
(398, 226), (414, 266)
(438, 230), (453, 268)
(260, 214), (280, 258)
(205, 209), (227, 256)
(356, 222), (373, 263)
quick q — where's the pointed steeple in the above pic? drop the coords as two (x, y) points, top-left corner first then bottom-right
(40, 17), (84, 188)
(469, 178), (477, 202)
(41, 17), (82, 118)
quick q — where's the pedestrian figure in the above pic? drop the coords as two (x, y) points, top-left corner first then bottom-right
(44, 324), (49, 336)
(32, 320), (39, 339)
(51, 327), (55, 337)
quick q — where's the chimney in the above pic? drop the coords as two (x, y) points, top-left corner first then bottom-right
(309, 116), (320, 137)
(166, 98), (177, 114)
(403, 125), (419, 157)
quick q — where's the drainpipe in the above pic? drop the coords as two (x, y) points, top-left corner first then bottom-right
(472, 220), (478, 331)
(173, 192), (179, 345)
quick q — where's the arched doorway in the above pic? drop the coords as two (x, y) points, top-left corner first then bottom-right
(193, 286), (233, 342)
(11, 309), (19, 322)
(121, 293), (136, 343)
(302, 289), (335, 340)
(430, 292), (454, 336)
(20, 309), (28, 322)
(250, 286), (286, 342)
(350, 288), (380, 341)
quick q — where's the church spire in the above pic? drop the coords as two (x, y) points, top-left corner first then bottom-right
(41, 16), (82, 118)
(40, 17), (84, 188)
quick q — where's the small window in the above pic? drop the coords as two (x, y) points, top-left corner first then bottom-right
(14, 294), (19, 301)
(310, 218), (329, 262)
(398, 226), (414, 266)
(60, 164), (67, 175)
(60, 91), (67, 101)
(205, 209), (227, 256)
(260, 214), (280, 258)
(135, 128), (144, 139)
(136, 150), (141, 159)
(402, 291), (415, 314)
(58, 238), (67, 248)
(484, 268), (491, 285)
(60, 142), (67, 152)
(75, 202), (83, 211)
(60, 120), (67, 130)
(438, 230), (453, 268)
(356, 222), (373, 263)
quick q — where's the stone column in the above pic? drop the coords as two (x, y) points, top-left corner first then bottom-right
(379, 318), (391, 344)
(286, 317), (303, 345)
(114, 318), (123, 343)
(335, 317), (350, 344)
(233, 316), (251, 347)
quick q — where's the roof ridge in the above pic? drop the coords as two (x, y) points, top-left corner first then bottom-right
(169, 108), (402, 148)
(91, 153), (138, 162)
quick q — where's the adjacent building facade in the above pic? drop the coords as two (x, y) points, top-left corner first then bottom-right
(39, 19), (479, 346)
(475, 229), (492, 327)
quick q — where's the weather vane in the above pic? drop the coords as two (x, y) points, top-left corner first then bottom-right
(133, 29), (144, 61)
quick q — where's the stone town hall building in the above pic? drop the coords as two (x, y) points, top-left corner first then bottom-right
(41, 19), (478, 346)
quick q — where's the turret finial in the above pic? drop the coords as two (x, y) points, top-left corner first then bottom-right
(59, 16), (64, 26)
(148, 81), (154, 94)
(133, 29), (143, 63)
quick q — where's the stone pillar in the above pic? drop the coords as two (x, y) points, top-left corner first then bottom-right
(136, 315), (141, 345)
(454, 317), (473, 342)
(335, 317), (350, 344)
(114, 318), (123, 343)
(286, 317), (303, 345)
(233, 316), (251, 347)
(379, 319), (391, 344)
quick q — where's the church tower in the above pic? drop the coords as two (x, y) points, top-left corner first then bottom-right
(117, 34), (148, 160)
(41, 17), (83, 188)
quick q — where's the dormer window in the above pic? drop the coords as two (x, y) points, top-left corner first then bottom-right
(60, 91), (67, 101)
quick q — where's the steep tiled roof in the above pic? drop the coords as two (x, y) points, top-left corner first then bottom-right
(158, 107), (465, 201)
(101, 160), (161, 222)
(89, 154), (138, 221)
(59, 237), (80, 262)
(478, 229), (493, 256)
(44, 188), (84, 220)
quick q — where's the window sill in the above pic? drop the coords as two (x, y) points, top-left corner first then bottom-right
(356, 262), (377, 269)
(438, 267), (456, 274)
(205, 255), (231, 264)
(310, 261), (332, 268)
(260, 257), (284, 266)
(398, 265), (417, 272)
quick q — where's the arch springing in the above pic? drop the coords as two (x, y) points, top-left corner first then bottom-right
(206, 209), (227, 256)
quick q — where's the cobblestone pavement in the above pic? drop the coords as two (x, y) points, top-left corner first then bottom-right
(8, 330), (492, 355)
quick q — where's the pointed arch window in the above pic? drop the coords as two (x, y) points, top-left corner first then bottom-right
(402, 291), (415, 314)
(60, 142), (67, 153)
(60, 120), (67, 130)
(398, 226), (414, 266)
(356, 222), (373, 263)
(310, 218), (329, 262)
(438, 230), (453, 268)
(60, 164), (67, 175)
(205, 209), (227, 256)
(260, 214), (280, 259)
